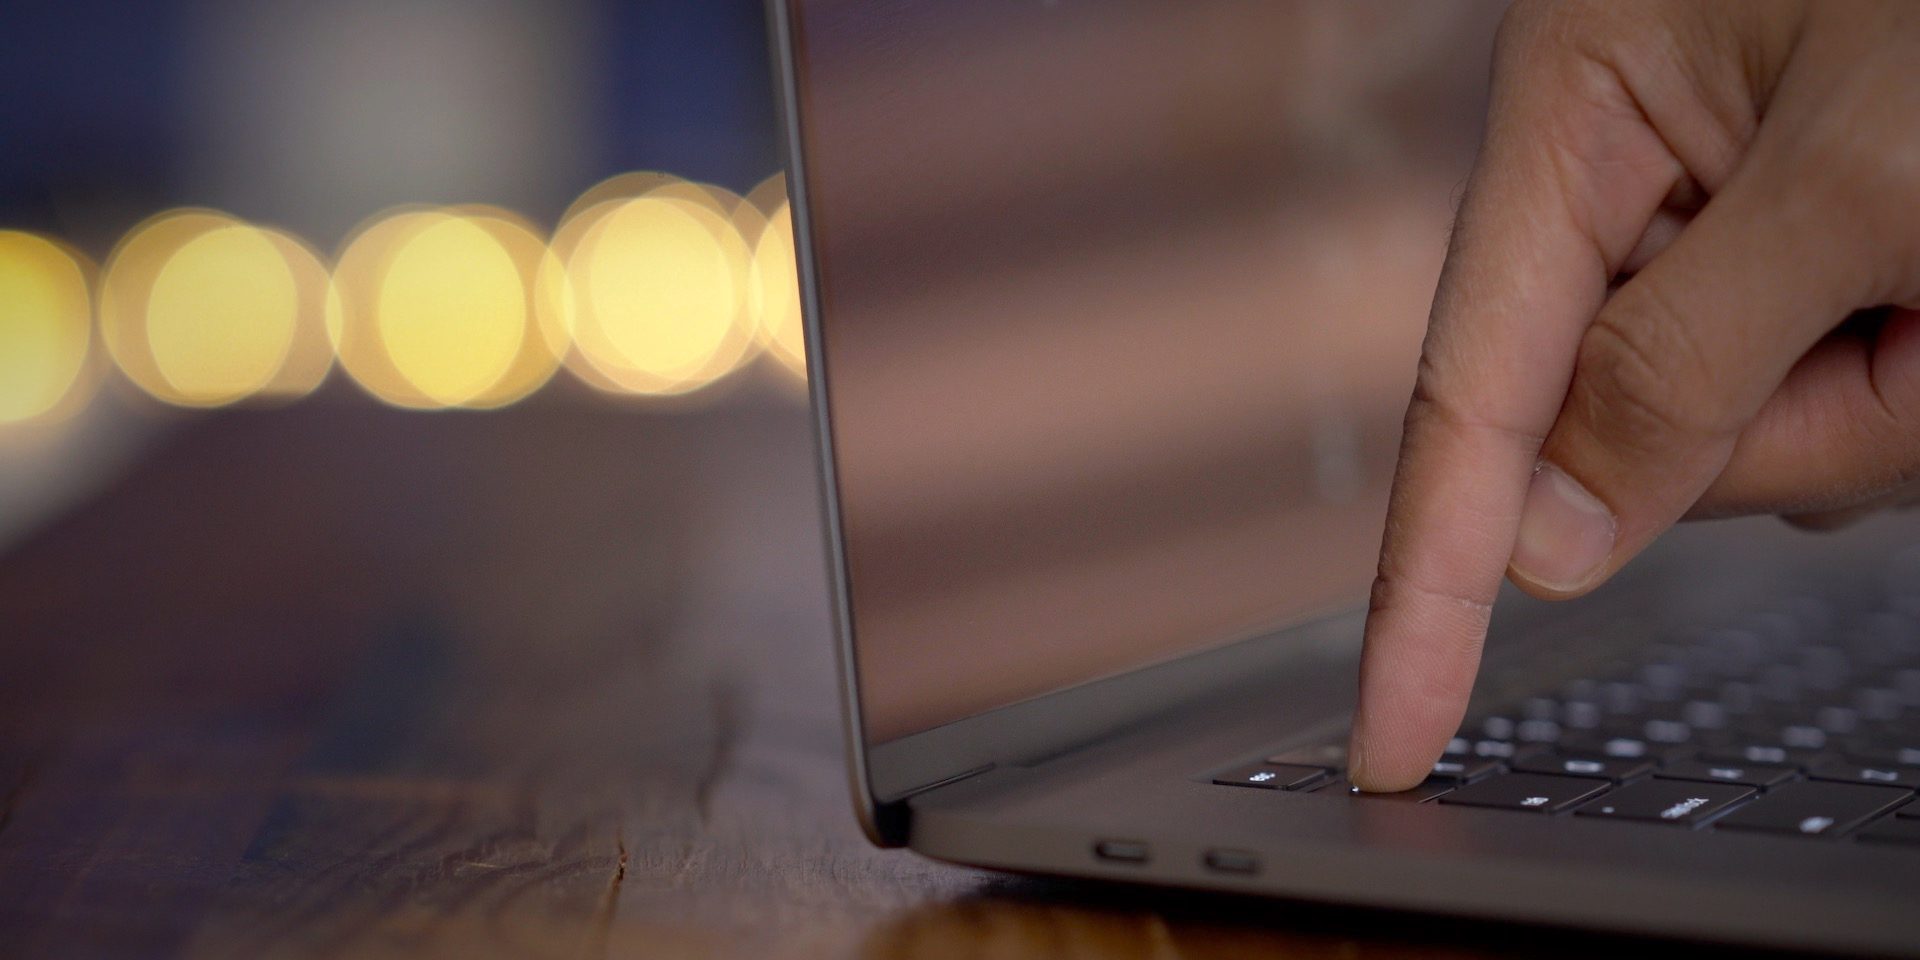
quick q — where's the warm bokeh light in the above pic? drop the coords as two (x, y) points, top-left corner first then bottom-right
(377, 217), (524, 404)
(100, 210), (329, 407)
(750, 203), (806, 380)
(3, 167), (800, 426)
(0, 232), (94, 424)
(259, 231), (336, 400)
(328, 207), (562, 409)
(458, 210), (570, 409)
(147, 226), (298, 403)
(557, 195), (758, 396)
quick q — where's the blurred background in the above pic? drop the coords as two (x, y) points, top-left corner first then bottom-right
(0, 0), (802, 551)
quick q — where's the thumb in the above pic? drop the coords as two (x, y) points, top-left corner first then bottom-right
(1509, 167), (1875, 598)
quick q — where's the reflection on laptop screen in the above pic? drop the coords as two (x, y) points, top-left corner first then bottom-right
(792, 0), (1503, 743)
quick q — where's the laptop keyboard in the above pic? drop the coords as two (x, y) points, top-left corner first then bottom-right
(1211, 598), (1920, 844)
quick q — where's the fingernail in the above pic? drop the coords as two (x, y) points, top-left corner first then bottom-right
(1511, 462), (1615, 592)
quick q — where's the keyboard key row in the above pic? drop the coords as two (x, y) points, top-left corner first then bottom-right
(1435, 772), (1913, 837)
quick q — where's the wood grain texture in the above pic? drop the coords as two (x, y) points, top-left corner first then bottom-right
(0, 384), (1748, 959)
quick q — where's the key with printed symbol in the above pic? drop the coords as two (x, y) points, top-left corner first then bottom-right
(1263, 744), (1345, 770)
(1574, 780), (1752, 826)
(1696, 745), (1823, 769)
(1808, 760), (1920, 790)
(1513, 754), (1652, 782)
(1714, 781), (1911, 838)
(1428, 757), (1502, 784)
(1439, 773), (1609, 814)
(1655, 760), (1797, 790)
(1212, 763), (1327, 791)
(1326, 778), (1455, 803)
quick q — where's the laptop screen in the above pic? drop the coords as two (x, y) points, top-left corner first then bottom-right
(790, 0), (1504, 744)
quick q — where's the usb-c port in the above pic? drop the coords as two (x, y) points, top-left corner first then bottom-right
(1093, 840), (1150, 864)
(1204, 849), (1260, 874)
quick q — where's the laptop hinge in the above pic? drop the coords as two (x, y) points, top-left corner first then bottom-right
(892, 763), (995, 802)
(875, 763), (994, 845)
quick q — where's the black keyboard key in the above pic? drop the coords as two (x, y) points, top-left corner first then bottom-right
(1264, 744), (1346, 769)
(1717, 681), (1759, 714)
(1439, 773), (1609, 813)
(1858, 817), (1920, 846)
(1329, 778), (1454, 802)
(1429, 757), (1502, 783)
(1601, 682), (1644, 715)
(1856, 688), (1907, 722)
(1559, 734), (1657, 760)
(1520, 697), (1560, 721)
(1575, 780), (1752, 826)
(1714, 781), (1911, 838)
(1808, 760), (1920, 789)
(1844, 743), (1920, 768)
(1656, 760), (1798, 790)
(1562, 701), (1603, 729)
(1815, 706), (1861, 734)
(1681, 700), (1729, 730)
(1697, 745), (1822, 768)
(1514, 754), (1652, 782)
(1213, 763), (1326, 790)
(1780, 725), (1829, 749)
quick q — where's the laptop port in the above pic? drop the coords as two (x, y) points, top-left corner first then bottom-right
(1203, 849), (1260, 875)
(1093, 840), (1150, 864)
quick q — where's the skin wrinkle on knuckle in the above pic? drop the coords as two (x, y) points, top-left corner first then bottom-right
(1404, 370), (1550, 452)
(1573, 293), (1738, 461)
(1369, 567), (1496, 625)
(1616, 6), (1762, 189)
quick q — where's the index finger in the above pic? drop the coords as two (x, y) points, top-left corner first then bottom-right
(1346, 28), (1683, 790)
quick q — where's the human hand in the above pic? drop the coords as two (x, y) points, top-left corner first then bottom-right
(1348, 0), (1920, 791)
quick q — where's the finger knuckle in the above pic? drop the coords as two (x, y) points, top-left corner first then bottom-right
(1405, 360), (1550, 450)
(1367, 570), (1494, 656)
(1573, 296), (1736, 453)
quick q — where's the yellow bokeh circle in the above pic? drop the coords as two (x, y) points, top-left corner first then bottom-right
(750, 203), (805, 380)
(328, 207), (564, 409)
(551, 195), (758, 396)
(0, 232), (94, 424)
(100, 209), (327, 407)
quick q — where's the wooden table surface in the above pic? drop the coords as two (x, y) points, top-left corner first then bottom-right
(0, 385), (1764, 959)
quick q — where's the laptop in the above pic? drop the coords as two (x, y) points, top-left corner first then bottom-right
(768, 1), (1920, 954)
